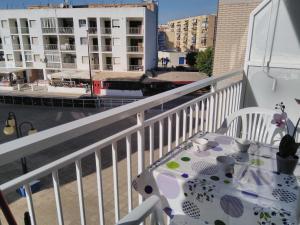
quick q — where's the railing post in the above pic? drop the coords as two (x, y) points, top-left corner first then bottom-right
(137, 111), (145, 204)
(209, 83), (216, 132)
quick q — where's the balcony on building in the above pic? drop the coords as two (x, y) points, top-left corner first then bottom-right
(24, 52), (32, 63)
(20, 18), (30, 34)
(14, 52), (23, 67)
(101, 37), (112, 52)
(102, 54), (113, 71)
(127, 18), (143, 35)
(127, 37), (143, 53)
(128, 56), (143, 71)
(22, 35), (31, 50)
(45, 52), (61, 69)
(60, 36), (76, 51)
(11, 36), (21, 50)
(90, 53), (99, 70)
(89, 37), (99, 52)
(58, 18), (74, 34)
(88, 18), (97, 35)
(100, 18), (112, 35)
(43, 36), (59, 51)
(0, 52), (5, 67)
(61, 53), (77, 69)
(8, 19), (18, 34)
(41, 17), (57, 33)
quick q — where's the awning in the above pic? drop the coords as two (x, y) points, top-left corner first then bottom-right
(50, 70), (93, 80)
(0, 68), (26, 74)
(93, 71), (144, 82)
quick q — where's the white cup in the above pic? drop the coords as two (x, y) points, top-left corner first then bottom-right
(234, 138), (251, 153)
(216, 156), (235, 174)
(193, 138), (209, 151)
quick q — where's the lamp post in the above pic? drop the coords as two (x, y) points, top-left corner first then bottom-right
(3, 112), (37, 174)
(87, 29), (94, 98)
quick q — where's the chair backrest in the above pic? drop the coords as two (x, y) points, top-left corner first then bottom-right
(218, 107), (293, 145)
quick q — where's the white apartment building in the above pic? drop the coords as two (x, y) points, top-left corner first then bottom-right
(0, 2), (158, 84)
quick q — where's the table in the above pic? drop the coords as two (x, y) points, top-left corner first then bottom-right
(133, 133), (300, 225)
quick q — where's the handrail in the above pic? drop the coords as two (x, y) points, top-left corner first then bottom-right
(0, 70), (243, 167)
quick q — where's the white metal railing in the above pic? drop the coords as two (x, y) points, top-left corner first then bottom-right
(44, 44), (58, 50)
(12, 44), (21, 50)
(90, 45), (99, 51)
(127, 46), (143, 53)
(128, 27), (143, 34)
(103, 64), (113, 70)
(15, 61), (23, 67)
(58, 27), (74, 34)
(101, 28), (111, 34)
(88, 27), (97, 34)
(128, 65), (144, 71)
(101, 45), (112, 52)
(0, 70), (244, 225)
(42, 27), (57, 33)
(46, 62), (61, 68)
(60, 44), (76, 51)
(21, 27), (30, 34)
(23, 44), (32, 50)
(62, 62), (77, 69)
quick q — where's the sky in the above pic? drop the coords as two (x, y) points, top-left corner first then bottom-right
(0, 0), (218, 24)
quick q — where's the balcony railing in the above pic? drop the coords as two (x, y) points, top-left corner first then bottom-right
(26, 62), (33, 67)
(42, 27), (57, 33)
(103, 64), (113, 70)
(128, 27), (143, 34)
(23, 44), (32, 50)
(15, 61), (23, 67)
(62, 62), (77, 69)
(60, 44), (76, 51)
(88, 27), (97, 34)
(90, 45), (99, 52)
(128, 65), (144, 71)
(9, 27), (18, 34)
(58, 27), (74, 34)
(46, 62), (61, 68)
(44, 44), (58, 51)
(91, 64), (100, 70)
(0, 61), (5, 67)
(127, 46), (143, 53)
(25, 54), (32, 62)
(101, 45), (112, 52)
(0, 70), (243, 225)
(101, 28), (112, 34)
(21, 27), (29, 34)
(12, 44), (21, 50)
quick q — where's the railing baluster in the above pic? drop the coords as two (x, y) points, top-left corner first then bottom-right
(52, 171), (64, 225)
(149, 124), (154, 165)
(213, 92), (219, 132)
(183, 108), (187, 141)
(112, 142), (120, 223)
(126, 135), (132, 212)
(159, 120), (164, 157)
(205, 98), (210, 132)
(75, 160), (86, 225)
(201, 100), (205, 132)
(195, 102), (200, 133)
(137, 111), (145, 205)
(95, 150), (105, 225)
(217, 91), (223, 129)
(189, 106), (193, 137)
(24, 184), (37, 225)
(175, 112), (180, 146)
(167, 115), (172, 152)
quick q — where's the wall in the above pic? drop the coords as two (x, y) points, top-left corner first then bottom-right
(213, 0), (262, 76)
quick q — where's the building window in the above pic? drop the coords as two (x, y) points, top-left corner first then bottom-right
(79, 19), (86, 28)
(82, 56), (89, 64)
(112, 19), (120, 28)
(6, 54), (13, 61)
(29, 20), (36, 28)
(1, 20), (7, 28)
(113, 57), (120, 65)
(113, 38), (120, 46)
(34, 54), (40, 62)
(31, 37), (38, 45)
(80, 37), (87, 45)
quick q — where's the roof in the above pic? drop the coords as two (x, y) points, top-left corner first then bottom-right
(49, 70), (144, 82)
(0, 68), (26, 74)
(144, 71), (207, 83)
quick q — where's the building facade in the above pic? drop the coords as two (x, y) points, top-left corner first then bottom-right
(0, 2), (158, 83)
(213, 0), (262, 76)
(159, 15), (216, 52)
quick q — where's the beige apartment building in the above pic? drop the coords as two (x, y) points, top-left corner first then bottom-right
(159, 15), (216, 52)
(213, 0), (263, 76)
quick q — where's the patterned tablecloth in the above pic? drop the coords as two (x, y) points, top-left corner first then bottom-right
(133, 133), (300, 225)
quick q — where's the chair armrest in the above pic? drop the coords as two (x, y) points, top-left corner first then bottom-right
(117, 195), (161, 225)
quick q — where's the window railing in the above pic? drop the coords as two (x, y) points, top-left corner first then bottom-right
(128, 65), (144, 71)
(88, 27), (97, 34)
(44, 44), (58, 51)
(23, 44), (32, 50)
(46, 62), (61, 68)
(62, 62), (77, 69)
(101, 45), (112, 52)
(60, 44), (76, 51)
(12, 44), (21, 50)
(90, 45), (99, 52)
(26, 62), (33, 67)
(103, 64), (113, 70)
(101, 28), (112, 34)
(42, 27), (57, 33)
(127, 46), (143, 53)
(21, 27), (29, 34)
(91, 64), (100, 70)
(0, 70), (243, 225)
(25, 54), (32, 62)
(58, 27), (74, 34)
(127, 27), (143, 34)
(9, 27), (18, 34)
(15, 61), (23, 67)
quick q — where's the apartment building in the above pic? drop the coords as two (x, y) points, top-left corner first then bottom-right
(159, 15), (216, 52)
(0, 2), (158, 83)
(213, 0), (263, 76)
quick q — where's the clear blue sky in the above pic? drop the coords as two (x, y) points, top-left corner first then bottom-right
(0, 0), (218, 24)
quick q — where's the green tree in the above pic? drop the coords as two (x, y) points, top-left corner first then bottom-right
(196, 47), (213, 77)
(185, 52), (197, 67)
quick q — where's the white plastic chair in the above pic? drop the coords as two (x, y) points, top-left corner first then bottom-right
(218, 107), (293, 145)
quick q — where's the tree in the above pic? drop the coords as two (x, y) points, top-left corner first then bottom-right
(185, 52), (197, 67)
(196, 47), (213, 77)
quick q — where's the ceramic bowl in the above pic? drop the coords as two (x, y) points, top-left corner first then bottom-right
(193, 138), (209, 151)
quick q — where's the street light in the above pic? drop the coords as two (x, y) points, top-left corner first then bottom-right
(2, 112), (37, 174)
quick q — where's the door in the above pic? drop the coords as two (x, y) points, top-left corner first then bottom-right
(93, 80), (101, 95)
